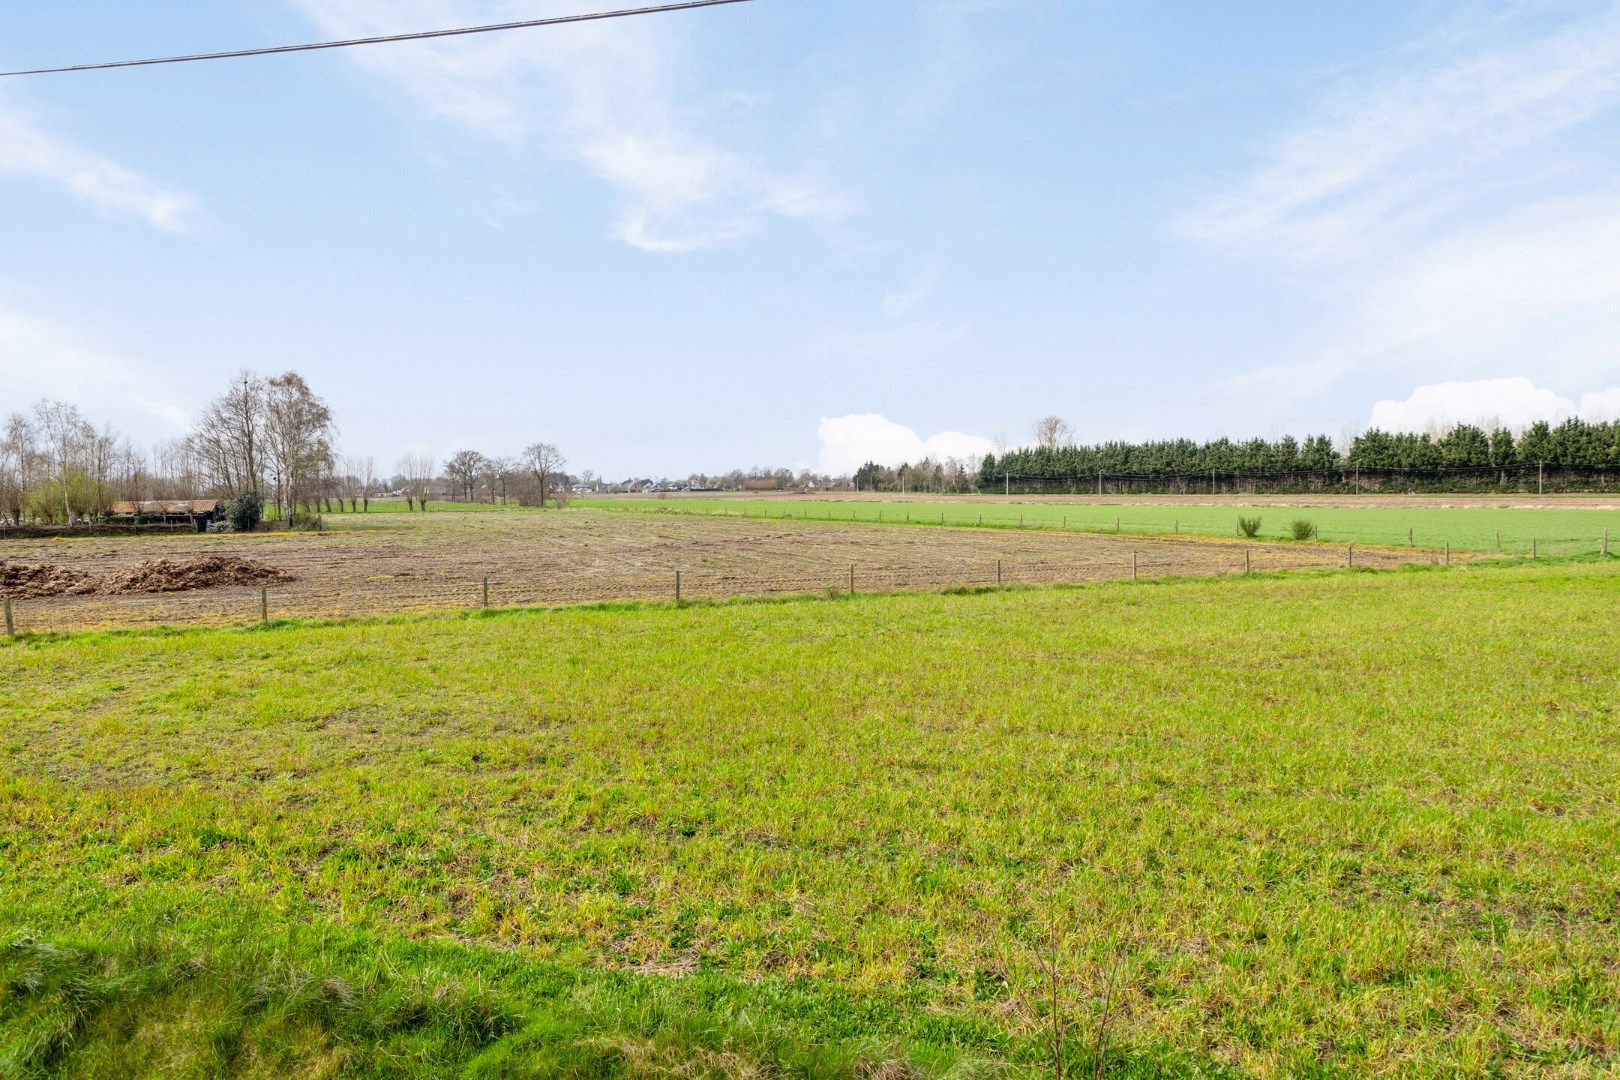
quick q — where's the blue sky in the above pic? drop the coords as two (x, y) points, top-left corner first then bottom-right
(4, 1), (1620, 478)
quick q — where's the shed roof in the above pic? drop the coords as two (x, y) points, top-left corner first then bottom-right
(110, 500), (220, 515)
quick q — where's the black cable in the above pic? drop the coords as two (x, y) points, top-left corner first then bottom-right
(0, 0), (753, 78)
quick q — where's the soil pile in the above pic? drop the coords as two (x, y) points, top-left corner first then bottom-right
(0, 562), (98, 598)
(1, 556), (294, 599)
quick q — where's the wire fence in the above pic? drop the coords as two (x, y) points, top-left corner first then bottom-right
(0, 537), (1572, 637)
(994, 462), (1620, 495)
(586, 501), (1615, 557)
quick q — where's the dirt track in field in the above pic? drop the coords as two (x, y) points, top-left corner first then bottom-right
(0, 509), (1445, 632)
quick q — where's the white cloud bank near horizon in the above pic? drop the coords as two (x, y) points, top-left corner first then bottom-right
(1369, 377), (1620, 434)
(0, 305), (192, 431)
(817, 413), (994, 475)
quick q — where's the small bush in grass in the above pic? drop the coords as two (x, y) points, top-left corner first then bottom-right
(226, 492), (263, 533)
(1289, 518), (1318, 541)
(1236, 516), (1262, 538)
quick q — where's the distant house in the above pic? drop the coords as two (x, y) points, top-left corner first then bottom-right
(108, 500), (222, 532)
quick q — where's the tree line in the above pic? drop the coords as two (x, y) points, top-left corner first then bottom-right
(969, 415), (1620, 490)
(1, 372), (571, 526)
(435, 444), (567, 509)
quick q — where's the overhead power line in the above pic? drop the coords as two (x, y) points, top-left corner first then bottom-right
(0, 0), (753, 78)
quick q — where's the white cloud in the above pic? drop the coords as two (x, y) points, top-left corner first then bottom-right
(0, 97), (195, 231)
(817, 413), (993, 474)
(1180, 8), (1620, 419)
(0, 305), (190, 432)
(1179, 11), (1620, 256)
(289, 0), (850, 252)
(1368, 377), (1620, 433)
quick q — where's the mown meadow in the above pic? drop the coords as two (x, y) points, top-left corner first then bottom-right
(3, 558), (1617, 1077)
(578, 496), (1620, 556)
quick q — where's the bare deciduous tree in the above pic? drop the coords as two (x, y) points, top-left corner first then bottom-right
(397, 452), (435, 511)
(521, 442), (565, 508)
(1032, 415), (1073, 450)
(443, 449), (487, 502)
(190, 371), (266, 497)
(264, 372), (335, 522)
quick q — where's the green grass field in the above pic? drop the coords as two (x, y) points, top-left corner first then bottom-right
(578, 497), (1620, 556)
(319, 498), (537, 515)
(4, 556), (1617, 1076)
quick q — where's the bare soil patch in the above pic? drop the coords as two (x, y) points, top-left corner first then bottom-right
(0, 509), (1438, 631)
(0, 555), (293, 600)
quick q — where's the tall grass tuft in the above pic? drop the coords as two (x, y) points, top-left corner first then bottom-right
(1236, 516), (1262, 538)
(1288, 519), (1318, 541)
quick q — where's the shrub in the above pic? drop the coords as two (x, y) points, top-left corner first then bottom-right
(1236, 516), (1262, 538)
(1289, 518), (1318, 541)
(226, 491), (264, 533)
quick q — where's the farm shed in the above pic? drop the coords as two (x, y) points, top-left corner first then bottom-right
(108, 500), (222, 531)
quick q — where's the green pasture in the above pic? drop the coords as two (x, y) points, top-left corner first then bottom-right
(578, 496), (1620, 555)
(3, 557), (1617, 1076)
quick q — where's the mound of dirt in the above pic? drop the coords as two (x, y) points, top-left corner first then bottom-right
(0, 556), (295, 599)
(0, 562), (98, 598)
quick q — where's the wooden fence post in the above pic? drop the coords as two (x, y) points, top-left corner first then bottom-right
(849, 564), (854, 595)
(482, 576), (490, 608)
(1444, 542), (1450, 566)
(1245, 549), (1251, 575)
(1132, 552), (1138, 580)
(675, 570), (682, 603)
(3, 597), (12, 637)
(1347, 544), (1354, 569)
(1408, 528), (1413, 547)
(1532, 539), (1538, 559)
(260, 587), (268, 624)
(1604, 528), (1610, 557)
(996, 559), (1002, 586)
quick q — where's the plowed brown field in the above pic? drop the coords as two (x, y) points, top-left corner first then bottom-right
(0, 508), (1442, 632)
